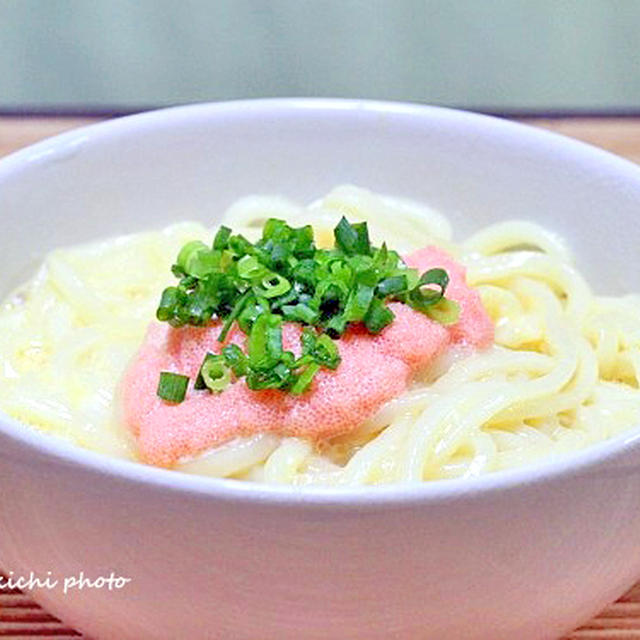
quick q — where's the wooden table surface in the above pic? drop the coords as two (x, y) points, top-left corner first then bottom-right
(1, 114), (640, 640)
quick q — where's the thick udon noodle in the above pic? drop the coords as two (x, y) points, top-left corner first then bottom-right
(1, 186), (639, 485)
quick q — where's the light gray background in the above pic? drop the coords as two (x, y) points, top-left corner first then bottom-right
(1, 0), (640, 111)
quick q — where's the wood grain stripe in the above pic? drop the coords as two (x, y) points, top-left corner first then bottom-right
(0, 620), (81, 635)
(566, 633), (640, 639)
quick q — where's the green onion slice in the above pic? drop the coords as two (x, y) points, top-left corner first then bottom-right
(255, 274), (291, 299)
(417, 268), (449, 301)
(195, 353), (231, 392)
(237, 255), (269, 281)
(291, 362), (320, 395)
(157, 372), (189, 403)
(177, 240), (209, 274)
(222, 344), (248, 376)
(213, 225), (232, 250)
(425, 298), (460, 325)
(364, 298), (395, 333)
(218, 290), (252, 343)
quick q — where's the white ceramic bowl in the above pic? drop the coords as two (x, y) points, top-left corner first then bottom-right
(1, 100), (640, 640)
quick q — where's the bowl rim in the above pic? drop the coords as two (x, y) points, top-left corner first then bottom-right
(1, 96), (640, 507)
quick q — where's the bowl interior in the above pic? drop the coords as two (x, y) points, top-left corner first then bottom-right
(1, 99), (639, 299)
(0, 99), (640, 500)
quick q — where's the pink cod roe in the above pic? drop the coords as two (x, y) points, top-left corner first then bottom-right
(122, 246), (493, 466)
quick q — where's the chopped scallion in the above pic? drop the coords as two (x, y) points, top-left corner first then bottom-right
(198, 355), (231, 393)
(364, 298), (395, 333)
(213, 225), (232, 250)
(291, 362), (320, 395)
(157, 372), (189, 403)
(256, 273), (291, 298)
(156, 215), (459, 396)
(177, 240), (209, 275)
(425, 298), (460, 325)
